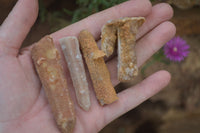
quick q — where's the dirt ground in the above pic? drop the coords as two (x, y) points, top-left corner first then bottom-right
(0, 1), (200, 133)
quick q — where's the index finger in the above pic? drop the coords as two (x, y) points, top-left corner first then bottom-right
(51, 0), (152, 44)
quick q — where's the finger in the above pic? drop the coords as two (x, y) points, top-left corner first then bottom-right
(51, 0), (152, 43)
(0, 0), (38, 56)
(103, 70), (171, 126)
(136, 3), (174, 40)
(136, 21), (176, 66)
(107, 21), (176, 86)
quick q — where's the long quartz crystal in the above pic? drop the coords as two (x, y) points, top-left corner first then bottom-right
(117, 17), (145, 82)
(59, 37), (91, 111)
(79, 30), (118, 106)
(31, 36), (76, 133)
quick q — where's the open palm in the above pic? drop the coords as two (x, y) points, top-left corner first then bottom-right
(0, 0), (175, 133)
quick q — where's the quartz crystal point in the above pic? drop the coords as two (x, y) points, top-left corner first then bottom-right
(117, 17), (145, 82)
(59, 36), (91, 111)
(31, 36), (76, 133)
(101, 23), (117, 57)
(79, 30), (118, 105)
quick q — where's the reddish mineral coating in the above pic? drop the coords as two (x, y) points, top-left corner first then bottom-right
(31, 36), (76, 133)
(101, 17), (134, 57)
(101, 24), (117, 57)
(101, 17), (145, 82)
(117, 17), (145, 82)
(79, 30), (118, 105)
(59, 36), (91, 111)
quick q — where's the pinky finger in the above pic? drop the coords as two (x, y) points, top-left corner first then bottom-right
(102, 70), (171, 126)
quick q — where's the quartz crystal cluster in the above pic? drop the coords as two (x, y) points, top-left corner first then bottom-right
(101, 17), (145, 82)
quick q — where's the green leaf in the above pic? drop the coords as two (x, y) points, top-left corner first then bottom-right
(63, 8), (73, 16)
(38, 0), (47, 22)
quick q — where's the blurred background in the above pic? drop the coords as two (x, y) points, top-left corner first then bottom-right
(0, 0), (200, 132)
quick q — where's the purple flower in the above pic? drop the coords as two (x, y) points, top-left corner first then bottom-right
(164, 36), (190, 62)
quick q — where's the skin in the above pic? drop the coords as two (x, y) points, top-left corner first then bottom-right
(0, 0), (176, 133)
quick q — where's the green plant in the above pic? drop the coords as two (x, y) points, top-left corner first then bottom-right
(141, 49), (170, 75)
(38, 0), (47, 22)
(64, 0), (127, 23)
(38, 0), (71, 32)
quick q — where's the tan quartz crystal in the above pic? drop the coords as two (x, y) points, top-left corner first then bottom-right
(59, 36), (91, 111)
(117, 17), (145, 82)
(101, 23), (117, 57)
(79, 30), (118, 105)
(101, 18), (137, 57)
(31, 36), (76, 133)
(101, 17), (145, 82)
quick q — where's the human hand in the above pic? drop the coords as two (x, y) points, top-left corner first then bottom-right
(0, 0), (175, 132)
